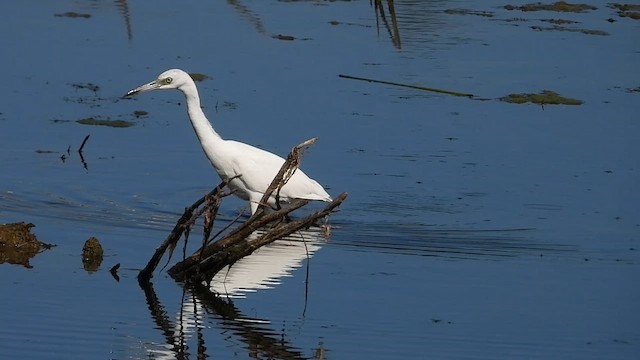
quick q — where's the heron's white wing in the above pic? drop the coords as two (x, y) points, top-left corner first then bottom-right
(224, 140), (330, 201)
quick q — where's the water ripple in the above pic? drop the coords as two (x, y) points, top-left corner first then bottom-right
(331, 220), (573, 260)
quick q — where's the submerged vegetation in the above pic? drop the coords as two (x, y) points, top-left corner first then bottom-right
(273, 34), (296, 41)
(504, 2), (597, 12)
(531, 24), (609, 35)
(444, 9), (495, 17)
(54, 12), (91, 19)
(133, 110), (148, 118)
(445, 2), (610, 36)
(76, 117), (134, 128)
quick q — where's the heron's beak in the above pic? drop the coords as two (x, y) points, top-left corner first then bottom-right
(124, 80), (160, 98)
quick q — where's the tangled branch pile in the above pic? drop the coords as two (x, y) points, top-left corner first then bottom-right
(138, 138), (347, 285)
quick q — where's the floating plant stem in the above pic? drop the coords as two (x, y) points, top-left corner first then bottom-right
(339, 74), (474, 98)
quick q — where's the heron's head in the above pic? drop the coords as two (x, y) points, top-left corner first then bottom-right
(125, 69), (192, 97)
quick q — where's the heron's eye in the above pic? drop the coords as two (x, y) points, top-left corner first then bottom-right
(164, 77), (173, 85)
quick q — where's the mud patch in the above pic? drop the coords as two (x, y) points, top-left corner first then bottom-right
(82, 237), (104, 272)
(0, 222), (55, 268)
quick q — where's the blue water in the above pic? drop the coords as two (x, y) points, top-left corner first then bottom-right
(1, 1), (639, 359)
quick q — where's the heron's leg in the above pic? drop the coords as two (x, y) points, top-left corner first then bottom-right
(249, 194), (260, 215)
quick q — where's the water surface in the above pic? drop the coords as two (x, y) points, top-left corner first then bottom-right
(1, 1), (638, 359)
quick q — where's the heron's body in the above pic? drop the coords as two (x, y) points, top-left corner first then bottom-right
(126, 69), (331, 214)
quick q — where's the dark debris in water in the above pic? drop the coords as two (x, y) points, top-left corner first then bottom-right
(541, 18), (579, 25)
(76, 117), (134, 128)
(109, 263), (121, 281)
(0, 222), (55, 268)
(133, 110), (149, 118)
(54, 12), (91, 19)
(444, 8), (495, 17)
(531, 24), (609, 35)
(497, 13), (607, 35)
(63, 96), (104, 107)
(504, 1), (597, 13)
(273, 34), (296, 41)
(69, 82), (100, 93)
(328, 20), (372, 28)
(215, 101), (238, 111)
(499, 90), (583, 105)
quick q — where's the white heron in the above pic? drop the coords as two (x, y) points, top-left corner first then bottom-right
(125, 69), (332, 215)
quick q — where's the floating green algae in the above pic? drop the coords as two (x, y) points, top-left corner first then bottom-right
(76, 117), (133, 128)
(499, 90), (583, 105)
(504, 1), (597, 13)
(608, 3), (640, 19)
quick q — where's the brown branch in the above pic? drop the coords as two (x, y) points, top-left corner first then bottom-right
(137, 179), (234, 284)
(170, 192), (347, 283)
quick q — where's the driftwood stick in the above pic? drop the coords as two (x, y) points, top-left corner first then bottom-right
(78, 134), (91, 153)
(168, 198), (309, 279)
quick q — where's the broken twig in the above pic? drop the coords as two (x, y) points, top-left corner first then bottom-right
(137, 179), (233, 284)
(78, 134), (91, 153)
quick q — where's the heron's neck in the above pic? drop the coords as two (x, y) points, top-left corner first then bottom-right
(181, 82), (222, 140)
